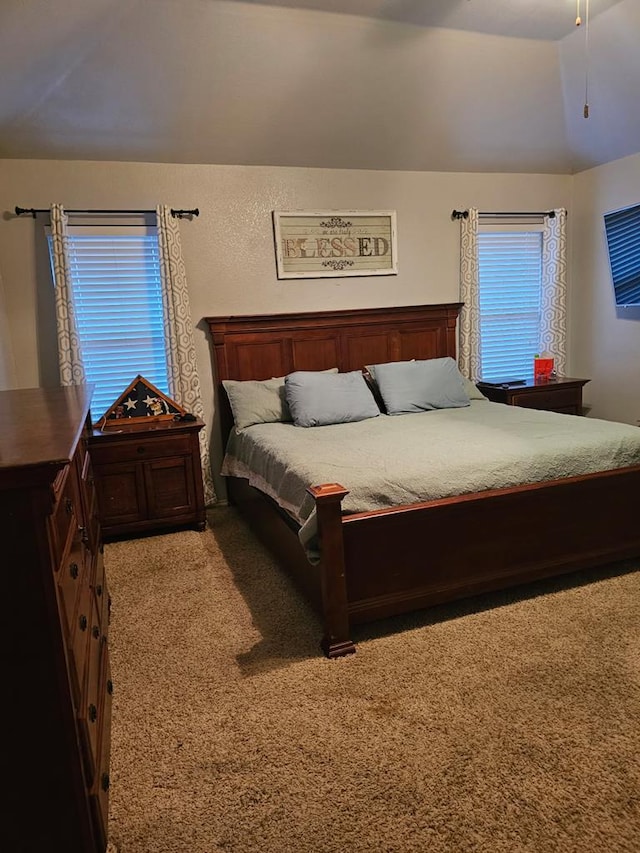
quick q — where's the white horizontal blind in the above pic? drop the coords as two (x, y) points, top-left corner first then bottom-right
(604, 202), (640, 306)
(477, 230), (543, 381)
(50, 230), (169, 417)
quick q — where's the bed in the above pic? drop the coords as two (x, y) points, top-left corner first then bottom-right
(206, 303), (640, 657)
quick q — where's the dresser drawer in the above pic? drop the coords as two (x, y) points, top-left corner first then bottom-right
(80, 596), (106, 783)
(510, 387), (580, 411)
(68, 577), (92, 704)
(100, 577), (112, 633)
(57, 535), (87, 646)
(91, 433), (192, 465)
(89, 652), (113, 853)
(50, 467), (78, 568)
(81, 450), (101, 553)
(93, 548), (107, 612)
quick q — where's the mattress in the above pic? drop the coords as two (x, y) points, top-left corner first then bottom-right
(222, 401), (640, 558)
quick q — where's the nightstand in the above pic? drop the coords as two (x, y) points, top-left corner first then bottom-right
(477, 376), (590, 415)
(89, 418), (206, 539)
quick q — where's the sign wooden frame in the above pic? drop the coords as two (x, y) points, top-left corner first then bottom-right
(273, 210), (398, 279)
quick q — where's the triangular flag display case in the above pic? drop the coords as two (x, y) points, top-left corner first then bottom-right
(95, 375), (186, 429)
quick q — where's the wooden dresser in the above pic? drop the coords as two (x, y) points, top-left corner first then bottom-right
(1, 385), (111, 853)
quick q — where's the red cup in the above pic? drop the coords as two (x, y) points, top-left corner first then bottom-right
(534, 357), (554, 381)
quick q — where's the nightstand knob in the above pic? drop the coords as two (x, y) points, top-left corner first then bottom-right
(96, 584), (102, 597)
(92, 625), (100, 639)
(65, 497), (73, 515)
(101, 773), (110, 792)
(69, 562), (79, 580)
(107, 679), (114, 695)
(88, 703), (98, 723)
(79, 614), (88, 631)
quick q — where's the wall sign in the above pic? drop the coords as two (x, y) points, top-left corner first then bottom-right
(273, 210), (398, 279)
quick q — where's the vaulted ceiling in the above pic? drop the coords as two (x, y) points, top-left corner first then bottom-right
(238, 0), (625, 41)
(0, 0), (638, 174)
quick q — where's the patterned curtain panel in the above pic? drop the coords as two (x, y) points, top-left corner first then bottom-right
(540, 209), (568, 375)
(458, 207), (481, 381)
(50, 203), (86, 386)
(156, 205), (216, 504)
(0, 268), (16, 389)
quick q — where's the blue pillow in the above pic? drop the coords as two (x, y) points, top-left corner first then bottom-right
(284, 370), (380, 427)
(370, 357), (470, 414)
(223, 368), (338, 431)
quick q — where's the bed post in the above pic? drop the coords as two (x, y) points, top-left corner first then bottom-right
(308, 484), (356, 659)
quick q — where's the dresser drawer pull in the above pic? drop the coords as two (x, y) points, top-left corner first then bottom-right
(136, 446), (145, 454)
(92, 625), (100, 640)
(65, 497), (74, 515)
(107, 679), (114, 695)
(88, 704), (98, 723)
(79, 526), (89, 546)
(69, 562), (79, 580)
(79, 614), (88, 632)
(96, 584), (102, 597)
(101, 773), (110, 792)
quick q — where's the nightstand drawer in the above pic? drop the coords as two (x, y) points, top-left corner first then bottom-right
(90, 433), (192, 465)
(511, 388), (579, 410)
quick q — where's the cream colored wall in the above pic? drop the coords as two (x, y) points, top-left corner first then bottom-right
(0, 158), (571, 487)
(570, 152), (640, 425)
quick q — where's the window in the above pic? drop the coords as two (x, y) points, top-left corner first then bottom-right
(48, 225), (169, 417)
(604, 202), (640, 306)
(477, 225), (543, 381)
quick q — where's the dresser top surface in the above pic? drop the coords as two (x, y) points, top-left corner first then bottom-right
(0, 385), (93, 475)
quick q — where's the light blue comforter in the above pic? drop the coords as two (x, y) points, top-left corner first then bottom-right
(222, 401), (640, 557)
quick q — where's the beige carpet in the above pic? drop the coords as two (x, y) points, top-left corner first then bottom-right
(105, 506), (640, 853)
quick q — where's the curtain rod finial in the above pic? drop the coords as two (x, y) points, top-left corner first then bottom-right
(170, 207), (200, 219)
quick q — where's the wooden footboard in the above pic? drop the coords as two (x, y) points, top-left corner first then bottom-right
(228, 464), (640, 658)
(311, 464), (640, 656)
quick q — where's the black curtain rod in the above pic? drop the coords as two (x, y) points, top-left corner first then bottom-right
(451, 209), (557, 220)
(14, 206), (199, 219)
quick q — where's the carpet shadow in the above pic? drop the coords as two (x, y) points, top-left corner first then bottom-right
(209, 505), (639, 674)
(208, 506), (323, 674)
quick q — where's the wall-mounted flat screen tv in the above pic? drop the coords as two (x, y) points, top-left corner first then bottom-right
(604, 202), (640, 306)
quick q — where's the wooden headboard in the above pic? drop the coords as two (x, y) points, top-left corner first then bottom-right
(205, 303), (462, 441)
